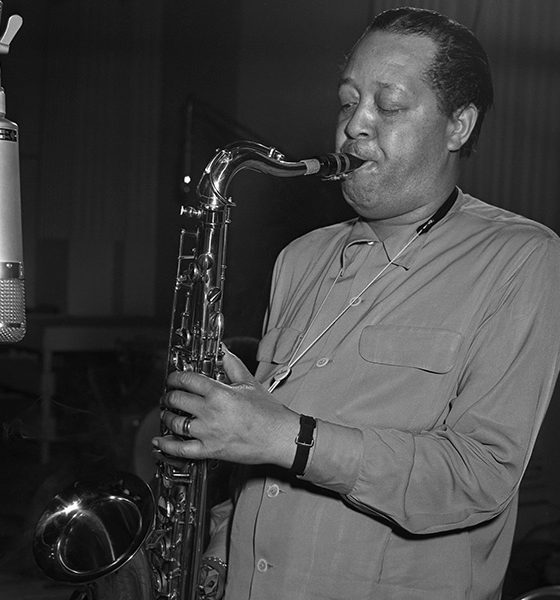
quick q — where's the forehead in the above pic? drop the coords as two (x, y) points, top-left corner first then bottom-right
(341, 30), (438, 94)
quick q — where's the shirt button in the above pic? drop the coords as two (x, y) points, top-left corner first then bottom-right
(266, 484), (280, 498)
(316, 357), (329, 368)
(257, 558), (269, 572)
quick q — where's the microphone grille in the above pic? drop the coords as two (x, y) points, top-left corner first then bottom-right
(0, 277), (26, 343)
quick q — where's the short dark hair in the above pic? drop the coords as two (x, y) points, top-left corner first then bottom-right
(358, 7), (494, 157)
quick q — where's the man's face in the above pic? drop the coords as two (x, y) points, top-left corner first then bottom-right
(336, 30), (458, 224)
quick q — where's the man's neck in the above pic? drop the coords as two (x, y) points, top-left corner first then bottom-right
(365, 186), (458, 243)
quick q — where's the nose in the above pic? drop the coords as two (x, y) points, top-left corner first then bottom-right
(342, 101), (375, 140)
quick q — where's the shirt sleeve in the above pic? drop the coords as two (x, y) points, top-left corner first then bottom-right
(203, 498), (234, 561)
(301, 235), (560, 535)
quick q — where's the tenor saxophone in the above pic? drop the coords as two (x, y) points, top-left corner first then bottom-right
(32, 141), (363, 600)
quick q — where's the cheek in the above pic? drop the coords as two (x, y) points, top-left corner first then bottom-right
(381, 120), (418, 150)
(380, 122), (439, 165)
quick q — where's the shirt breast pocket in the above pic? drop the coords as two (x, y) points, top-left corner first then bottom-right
(256, 326), (302, 366)
(358, 324), (462, 373)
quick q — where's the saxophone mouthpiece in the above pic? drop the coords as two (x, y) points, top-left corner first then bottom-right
(301, 153), (364, 180)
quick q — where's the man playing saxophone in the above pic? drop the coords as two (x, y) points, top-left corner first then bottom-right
(153, 7), (560, 600)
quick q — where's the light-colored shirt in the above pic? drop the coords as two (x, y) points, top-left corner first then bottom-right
(218, 190), (560, 600)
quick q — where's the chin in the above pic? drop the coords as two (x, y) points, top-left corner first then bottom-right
(342, 193), (374, 218)
(342, 180), (389, 220)
(342, 177), (375, 204)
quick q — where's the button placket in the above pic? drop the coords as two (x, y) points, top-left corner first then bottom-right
(347, 241), (385, 302)
(266, 483), (281, 498)
(256, 558), (270, 572)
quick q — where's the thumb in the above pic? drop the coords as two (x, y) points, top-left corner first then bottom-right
(222, 345), (254, 384)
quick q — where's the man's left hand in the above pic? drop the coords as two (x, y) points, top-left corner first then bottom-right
(152, 348), (299, 468)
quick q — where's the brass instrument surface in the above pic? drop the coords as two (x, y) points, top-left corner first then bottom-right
(32, 141), (363, 600)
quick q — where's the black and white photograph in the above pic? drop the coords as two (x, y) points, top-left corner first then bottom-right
(1, 2), (560, 599)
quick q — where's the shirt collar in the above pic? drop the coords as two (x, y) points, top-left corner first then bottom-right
(340, 188), (463, 270)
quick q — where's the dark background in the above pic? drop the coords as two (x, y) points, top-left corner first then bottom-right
(1, 1), (560, 598)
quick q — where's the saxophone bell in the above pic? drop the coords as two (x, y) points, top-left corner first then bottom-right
(33, 471), (154, 584)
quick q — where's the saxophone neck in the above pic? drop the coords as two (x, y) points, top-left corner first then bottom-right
(196, 141), (297, 208)
(195, 140), (364, 209)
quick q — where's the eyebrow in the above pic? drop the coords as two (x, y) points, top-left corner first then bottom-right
(379, 82), (407, 93)
(338, 77), (409, 96)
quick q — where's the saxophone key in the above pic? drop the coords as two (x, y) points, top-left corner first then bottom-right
(206, 287), (222, 304)
(197, 252), (215, 271)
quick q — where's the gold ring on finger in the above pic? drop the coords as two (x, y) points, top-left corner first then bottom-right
(182, 415), (195, 438)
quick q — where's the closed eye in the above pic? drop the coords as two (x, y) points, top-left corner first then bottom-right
(377, 105), (403, 116)
(339, 102), (357, 117)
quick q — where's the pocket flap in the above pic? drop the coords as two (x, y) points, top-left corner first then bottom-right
(257, 326), (302, 365)
(359, 325), (462, 373)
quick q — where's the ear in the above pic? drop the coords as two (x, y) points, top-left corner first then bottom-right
(446, 104), (479, 152)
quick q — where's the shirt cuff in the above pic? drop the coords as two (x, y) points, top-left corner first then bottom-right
(299, 418), (363, 494)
